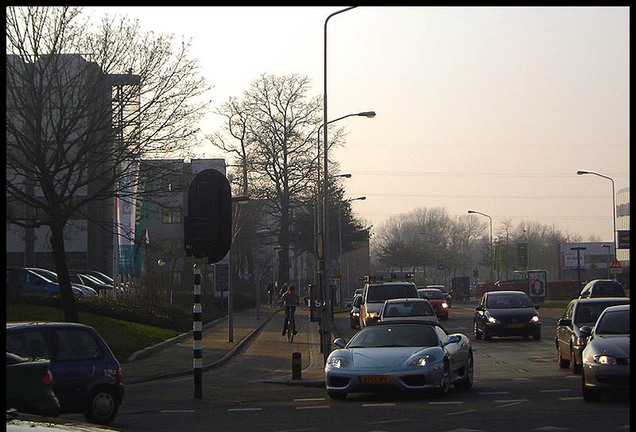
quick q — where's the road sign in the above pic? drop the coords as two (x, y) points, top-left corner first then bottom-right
(610, 258), (621, 269)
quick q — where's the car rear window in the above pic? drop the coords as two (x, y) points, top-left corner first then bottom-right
(367, 284), (416, 302)
(384, 302), (435, 317)
(591, 282), (625, 297)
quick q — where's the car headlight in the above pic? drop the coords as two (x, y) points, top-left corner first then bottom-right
(408, 353), (438, 367)
(327, 357), (350, 368)
(352, 312), (359, 317)
(487, 315), (499, 324)
(366, 312), (378, 319)
(530, 315), (541, 324)
(441, 302), (449, 309)
(593, 355), (617, 365)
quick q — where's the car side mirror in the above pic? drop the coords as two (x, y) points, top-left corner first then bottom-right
(558, 318), (572, 327)
(476, 305), (484, 311)
(579, 326), (593, 337)
(333, 338), (346, 348)
(443, 335), (461, 346)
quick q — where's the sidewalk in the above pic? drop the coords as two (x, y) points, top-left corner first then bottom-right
(121, 305), (326, 387)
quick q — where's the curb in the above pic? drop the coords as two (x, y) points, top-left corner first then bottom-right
(126, 311), (278, 384)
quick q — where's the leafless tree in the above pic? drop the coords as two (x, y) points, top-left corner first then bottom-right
(6, 6), (211, 321)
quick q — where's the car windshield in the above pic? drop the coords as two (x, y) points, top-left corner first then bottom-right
(348, 325), (438, 348)
(383, 302), (434, 317)
(591, 282), (624, 297)
(367, 284), (415, 303)
(574, 302), (626, 325)
(595, 310), (630, 335)
(486, 294), (533, 308)
(419, 290), (444, 300)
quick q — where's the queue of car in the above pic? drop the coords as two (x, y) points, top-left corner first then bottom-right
(7, 267), (119, 298)
(340, 277), (628, 403)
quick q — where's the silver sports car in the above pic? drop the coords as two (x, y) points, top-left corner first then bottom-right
(325, 321), (473, 399)
(581, 304), (630, 402)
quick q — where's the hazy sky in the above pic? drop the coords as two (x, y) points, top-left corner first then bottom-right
(87, 6), (630, 242)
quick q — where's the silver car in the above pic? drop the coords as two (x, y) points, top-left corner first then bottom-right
(325, 321), (473, 399)
(581, 304), (630, 402)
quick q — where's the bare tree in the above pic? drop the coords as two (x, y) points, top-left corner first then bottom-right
(6, 6), (210, 321)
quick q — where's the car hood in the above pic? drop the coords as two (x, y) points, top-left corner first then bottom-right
(347, 347), (432, 368)
(588, 334), (630, 357)
(488, 308), (537, 319)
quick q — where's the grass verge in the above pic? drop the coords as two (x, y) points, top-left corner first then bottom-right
(6, 303), (180, 362)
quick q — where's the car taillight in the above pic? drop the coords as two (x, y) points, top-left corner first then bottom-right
(116, 367), (123, 383)
(41, 370), (54, 386)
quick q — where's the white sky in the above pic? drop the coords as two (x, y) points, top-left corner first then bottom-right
(87, 6), (630, 242)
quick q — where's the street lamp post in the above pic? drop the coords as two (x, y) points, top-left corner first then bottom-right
(601, 244), (612, 279)
(338, 196), (366, 305)
(468, 209), (494, 282)
(322, 6), (359, 363)
(576, 170), (617, 249)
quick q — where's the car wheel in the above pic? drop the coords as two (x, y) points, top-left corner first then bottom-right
(454, 352), (474, 390)
(437, 362), (450, 395)
(483, 327), (492, 341)
(571, 346), (582, 374)
(473, 321), (482, 340)
(557, 344), (570, 368)
(582, 371), (601, 402)
(533, 330), (541, 341)
(327, 391), (347, 400)
(84, 386), (118, 425)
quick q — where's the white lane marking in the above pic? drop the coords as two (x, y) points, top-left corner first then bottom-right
(559, 396), (583, 400)
(227, 408), (263, 412)
(445, 410), (479, 416)
(430, 401), (463, 405)
(368, 419), (408, 425)
(361, 403), (397, 407)
(295, 405), (330, 410)
(294, 398), (325, 402)
(478, 391), (509, 395)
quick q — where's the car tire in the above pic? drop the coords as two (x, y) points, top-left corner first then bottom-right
(582, 371), (601, 402)
(327, 391), (347, 400)
(84, 386), (118, 425)
(571, 346), (582, 374)
(454, 352), (474, 390)
(533, 330), (541, 341)
(437, 362), (450, 395)
(557, 344), (570, 368)
(473, 321), (482, 340)
(483, 327), (492, 341)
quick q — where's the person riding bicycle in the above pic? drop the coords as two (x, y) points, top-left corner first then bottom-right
(280, 284), (299, 336)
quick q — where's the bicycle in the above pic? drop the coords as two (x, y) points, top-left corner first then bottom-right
(283, 305), (297, 343)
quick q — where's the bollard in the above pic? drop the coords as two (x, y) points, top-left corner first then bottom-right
(292, 352), (302, 380)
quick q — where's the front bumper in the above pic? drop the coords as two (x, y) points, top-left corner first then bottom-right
(325, 365), (445, 394)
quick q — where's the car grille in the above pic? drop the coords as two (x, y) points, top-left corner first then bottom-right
(327, 376), (350, 388)
(401, 374), (427, 387)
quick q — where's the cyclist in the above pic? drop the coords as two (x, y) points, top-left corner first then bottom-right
(280, 284), (299, 336)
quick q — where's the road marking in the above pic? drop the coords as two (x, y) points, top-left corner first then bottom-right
(495, 399), (528, 408)
(368, 419), (408, 425)
(295, 405), (330, 410)
(294, 398), (325, 402)
(445, 410), (478, 416)
(227, 408), (263, 412)
(430, 401), (463, 405)
(362, 403), (397, 407)
(478, 391), (509, 395)
(559, 396), (583, 401)
(539, 389), (571, 393)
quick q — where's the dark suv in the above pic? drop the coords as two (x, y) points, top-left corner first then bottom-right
(578, 279), (626, 299)
(6, 322), (124, 425)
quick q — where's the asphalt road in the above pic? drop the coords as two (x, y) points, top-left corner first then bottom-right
(63, 302), (629, 432)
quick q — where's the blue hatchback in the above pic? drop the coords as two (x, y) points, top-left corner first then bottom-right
(6, 322), (124, 425)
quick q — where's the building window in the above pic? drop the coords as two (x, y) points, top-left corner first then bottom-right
(162, 208), (181, 224)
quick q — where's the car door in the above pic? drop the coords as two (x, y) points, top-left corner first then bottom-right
(50, 327), (104, 410)
(556, 301), (575, 360)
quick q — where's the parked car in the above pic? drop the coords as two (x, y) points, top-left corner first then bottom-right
(426, 284), (452, 307)
(581, 304), (630, 402)
(28, 268), (97, 298)
(325, 321), (473, 399)
(6, 322), (124, 425)
(417, 288), (449, 320)
(7, 267), (60, 296)
(358, 279), (419, 328)
(379, 298), (438, 324)
(6, 352), (60, 417)
(578, 279), (626, 299)
(349, 294), (361, 329)
(473, 290), (541, 341)
(555, 297), (630, 373)
(68, 272), (114, 295)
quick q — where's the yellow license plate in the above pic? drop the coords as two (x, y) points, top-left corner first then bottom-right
(508, 323), (524, 328)
(361, 375), (391, 384)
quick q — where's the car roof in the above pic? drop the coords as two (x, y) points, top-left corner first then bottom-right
(572, 297), (630, 304)
(418, 288), (442, 292)
(601, 304), (630, 312)
(375, 319), (438, 327)
(384, 297), (430, 303)
(485, 290), (529, 296)
(6, 322), (93, 330)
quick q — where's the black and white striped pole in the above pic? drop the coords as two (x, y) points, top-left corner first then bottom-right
(193, 264), (202, 399)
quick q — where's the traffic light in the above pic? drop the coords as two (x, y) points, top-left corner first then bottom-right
(184, 169), (232, 263)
